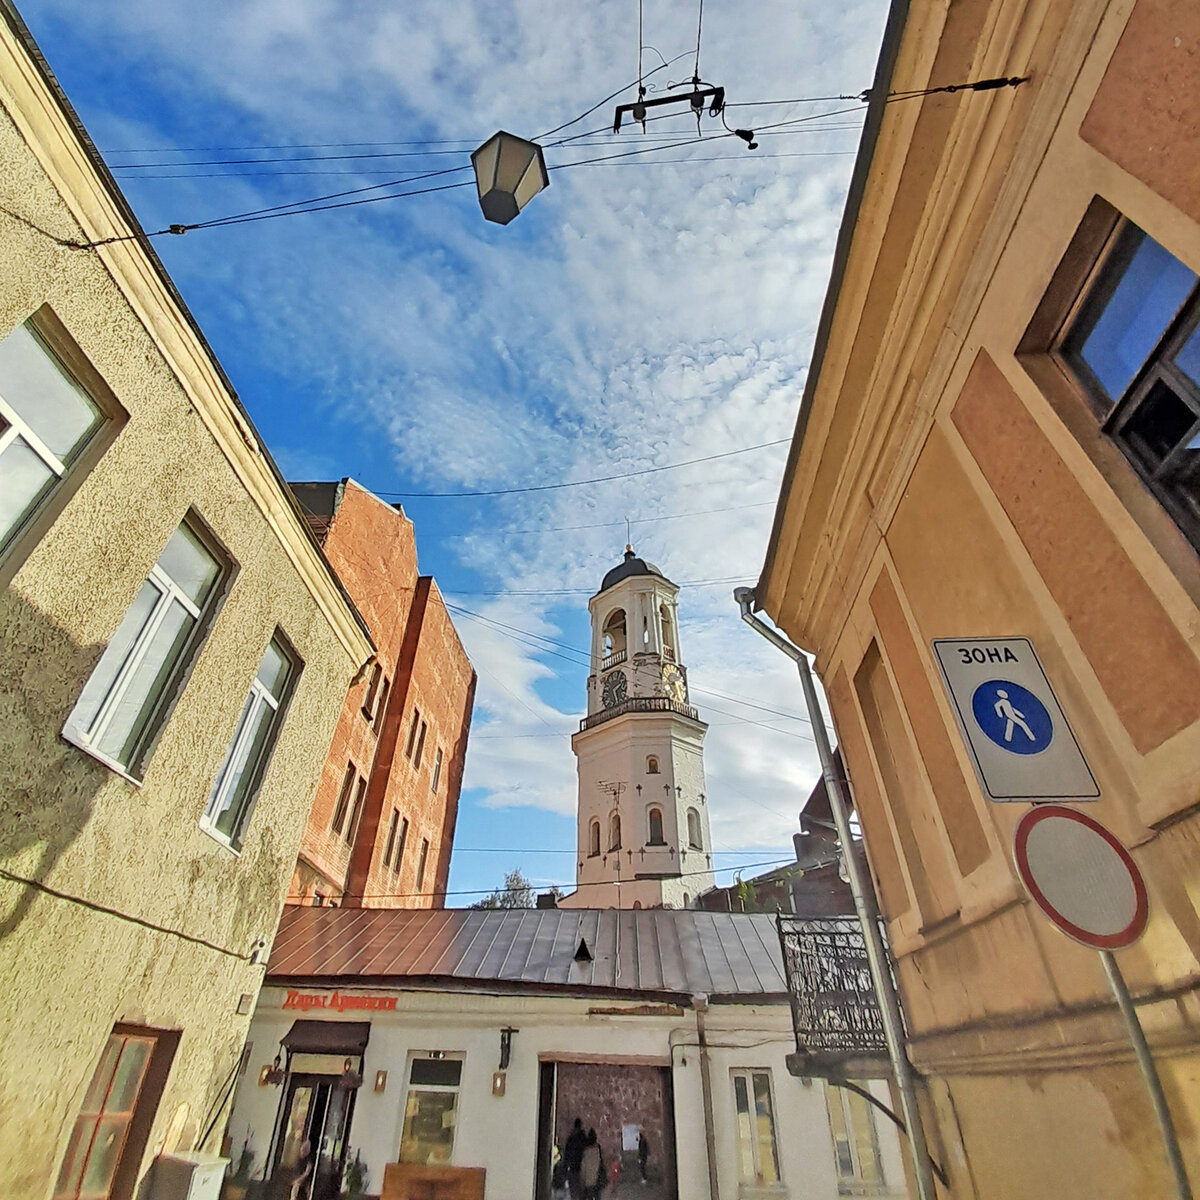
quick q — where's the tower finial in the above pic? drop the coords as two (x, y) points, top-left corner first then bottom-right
(625, 515), (632, 555)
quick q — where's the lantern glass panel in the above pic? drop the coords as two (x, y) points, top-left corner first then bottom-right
(472, 137), (499, 198)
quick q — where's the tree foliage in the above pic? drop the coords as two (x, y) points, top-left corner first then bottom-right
(471, 868), (541, 909)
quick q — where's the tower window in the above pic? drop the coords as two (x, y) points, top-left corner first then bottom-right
(602, 608), (627, 666)
(647, 807), (665, 846)
(687, 807), (703, 850)
(609, 813), (622, 851)
(646, 755), (659, 774)
(660, 604), (675, 662)
(588, 819), (601, 858)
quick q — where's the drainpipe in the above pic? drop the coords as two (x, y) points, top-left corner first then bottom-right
(735, 589), (939, 1200)
(692, 993), (721, 1200)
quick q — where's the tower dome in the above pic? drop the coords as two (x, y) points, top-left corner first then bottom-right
(597, 545), (671, 595)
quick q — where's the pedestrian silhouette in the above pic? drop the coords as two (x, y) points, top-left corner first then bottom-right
(994, 689), (1035, 743)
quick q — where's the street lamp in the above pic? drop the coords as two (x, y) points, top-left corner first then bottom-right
(471, 131), (549, 225)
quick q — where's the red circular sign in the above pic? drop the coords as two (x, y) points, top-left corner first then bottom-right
(1013, 805), (1148, 950)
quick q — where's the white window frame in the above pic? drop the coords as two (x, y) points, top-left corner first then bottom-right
(731, 1068), (782, 1190)
(200, 634), (296, 851)
(826, 1084), (885, 1194)
(63, 526), (221, 780)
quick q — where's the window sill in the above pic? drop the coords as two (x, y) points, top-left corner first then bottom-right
(61, 727), (143, 788)
(198, 818), (242, 857)
(737, 1184), (787, 1200)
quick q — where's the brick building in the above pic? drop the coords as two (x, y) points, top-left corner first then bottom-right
(287, 479), (475, 908)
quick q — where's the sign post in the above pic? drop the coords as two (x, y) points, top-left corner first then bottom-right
(1013, 805), (1191, 1200)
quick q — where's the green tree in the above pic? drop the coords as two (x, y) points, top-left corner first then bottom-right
(471, 868), (538, 909)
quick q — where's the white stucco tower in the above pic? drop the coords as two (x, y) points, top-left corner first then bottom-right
(560, 547), (714, 910)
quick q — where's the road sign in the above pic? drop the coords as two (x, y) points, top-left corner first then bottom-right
(933, 638), (1098, 801)
(1013, 805), (1148, 949)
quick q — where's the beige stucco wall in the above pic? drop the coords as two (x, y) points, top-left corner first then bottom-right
(0, 16), (370, 1200)
(760, 0), (1200, 1195)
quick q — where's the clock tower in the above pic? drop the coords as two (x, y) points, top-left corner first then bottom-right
(560, 547), (714, 909)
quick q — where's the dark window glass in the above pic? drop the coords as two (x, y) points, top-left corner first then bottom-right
(409, 1057), (462, 1087)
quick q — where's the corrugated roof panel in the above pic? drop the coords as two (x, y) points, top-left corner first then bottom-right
(266, 907), (787, 999)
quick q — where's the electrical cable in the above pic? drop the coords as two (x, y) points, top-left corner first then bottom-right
(447, 576), (750, 595)
(693, 0), (705, 81)
(374, 436), (788, 498)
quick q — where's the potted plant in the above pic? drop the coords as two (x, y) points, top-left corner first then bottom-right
(342, 1150), (368, 1199)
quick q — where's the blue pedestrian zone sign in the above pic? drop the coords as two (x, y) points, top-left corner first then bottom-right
(933, 638), (1099, 802)
(971, 681), (1053, 755)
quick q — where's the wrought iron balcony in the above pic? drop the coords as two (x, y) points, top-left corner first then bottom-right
(777, 915), (894, 1079)
(579, 696), (700, 731)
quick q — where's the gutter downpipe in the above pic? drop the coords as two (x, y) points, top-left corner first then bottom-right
(693, 993), (721, 1200)
(735, 589), (939, 1200)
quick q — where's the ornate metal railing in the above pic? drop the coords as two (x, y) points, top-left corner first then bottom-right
(601, 648), (627, 670)
(579, 696), (700, 731)
(776, 915), (893, 1074)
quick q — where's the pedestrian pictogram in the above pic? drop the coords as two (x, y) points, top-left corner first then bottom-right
(933, 638), (1098, 802)
(971, 680), (1053, 754)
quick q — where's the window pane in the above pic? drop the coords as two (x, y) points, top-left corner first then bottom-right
(208, 693), (264, 839)
(157, 523), (220, 607)
(95, 597), (193, 764)
(752, 1073), (780, 1184)
(256, 639), (291, 696)
(1065, 226), (1197, 404)
(409, 1058), (462, 1087)
(848, 1092), (881, 1184)
(400, 1089), (457, 1165)
(1119, 378), (1199, 470)
(828, 1091), (855, 1177)
(107, 1039), (152, 1113)
(80, 1037), (124, 1114)
(77, 1115), (129, 1196)
(0, 432), (55, 550)
(72, 580), (162, 738)
(1175, 321), (1200, 389)
(53, 1115), (98, 1198)
(0, 322), (100, 461)
(733, 1075), (756, 1181)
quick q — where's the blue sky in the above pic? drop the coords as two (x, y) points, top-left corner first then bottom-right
(20, 0), (889, 902)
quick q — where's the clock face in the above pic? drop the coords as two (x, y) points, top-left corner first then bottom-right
(602, 669), (628, 708)
(662, 664), (686, 703)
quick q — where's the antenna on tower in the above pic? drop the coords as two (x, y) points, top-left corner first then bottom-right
(625, 516), (632, 552)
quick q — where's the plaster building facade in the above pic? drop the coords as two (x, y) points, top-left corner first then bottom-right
(561, 549), (714, 910)
(0, 6), (373, 1199)
(756, 0), (1200, 1195)
(287, 480), (476, 910)
(225, 906), (908, 1200)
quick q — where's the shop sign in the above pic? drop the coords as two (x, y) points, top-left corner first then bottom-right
(283, 989), (397, 1013)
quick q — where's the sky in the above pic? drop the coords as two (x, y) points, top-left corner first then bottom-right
(19, 0), (890, 903)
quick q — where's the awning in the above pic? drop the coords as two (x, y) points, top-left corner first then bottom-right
(281, 1020), (370, 1056)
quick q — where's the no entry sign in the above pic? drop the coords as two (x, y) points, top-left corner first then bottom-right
(1013, 805), (1148, 949)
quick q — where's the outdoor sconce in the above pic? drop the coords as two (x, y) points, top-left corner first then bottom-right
(337, 1058), (363, 1091)
(374, 1070), (388, 1093)
(499, 1027), (518, 1070)
(471, 132), (549, 225)
(492, 1071), (507, 1097)
(262, 1055), (285, 1087)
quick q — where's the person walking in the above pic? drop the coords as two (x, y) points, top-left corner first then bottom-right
(580, 1128), (605, 1200)
(564, 1117), (587, 1200)
(638, 1130), (650, 1183)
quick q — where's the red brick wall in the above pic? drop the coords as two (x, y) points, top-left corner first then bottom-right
(287, 481), (475, 907)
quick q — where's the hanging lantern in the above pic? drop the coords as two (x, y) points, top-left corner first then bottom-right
(262, 1054), (285, 1087)
(470, 131), (549, 225)
(338, 1057), (363, 1090)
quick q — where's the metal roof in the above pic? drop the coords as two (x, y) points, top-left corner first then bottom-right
(267, 907), (788, 1002)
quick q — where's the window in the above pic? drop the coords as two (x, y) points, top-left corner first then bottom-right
(405, 709), (421, 759)
(0, 318), (107, 562)
(1054, 212), (1200, 546)
(609, 813), (622, 851)
(53, 1026), (176, 1200)
(344, 776), (367, 846)
(647, 807), (665, 845)
(201, 633), (297, 850)
(646, 755), (660, 774)
(588, 819), (601, 858)
(414, 719), (428, 768)
(827, 1086), (883, 1191)
(399, 1054), (463, 1165)
(431, 747), (443, 793)
(361, 663), (382, 720)
(394, 817), (410, 871)
(373, 676), (390, 734)
(415, 838), (430, 890)
(732, 1070), (781, 1188)
(687, 807), (703, 850)
(64, 519), (224, 777)
(384, 810), (400, 868)
(660, 604), (675, 661)
(602, 608), (627, 663)
(331, 763), (356, 835)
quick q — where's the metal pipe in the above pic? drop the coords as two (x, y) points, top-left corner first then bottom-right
(1100, 950), (1193, 1200)
(693, 994), (721, 1200)
(735, 588), (939, 1200)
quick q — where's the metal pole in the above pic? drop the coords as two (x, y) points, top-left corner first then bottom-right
(736, 591), (939, 1200)
(1100, 950), (1193, 1200)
